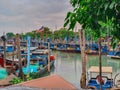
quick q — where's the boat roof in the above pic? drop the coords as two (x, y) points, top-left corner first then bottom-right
(32, 49), (50, 54)
(88, 66), (112, 74)
(21, 47), (37, 51)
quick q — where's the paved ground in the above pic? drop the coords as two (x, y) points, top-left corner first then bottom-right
(0, 85), (39, 90)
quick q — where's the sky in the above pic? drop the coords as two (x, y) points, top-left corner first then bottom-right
(0, 0), (73, 35)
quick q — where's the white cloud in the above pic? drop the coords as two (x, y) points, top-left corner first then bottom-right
(0, 0), (72, 35)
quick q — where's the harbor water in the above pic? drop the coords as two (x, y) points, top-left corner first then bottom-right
(50, 51), (120, 89)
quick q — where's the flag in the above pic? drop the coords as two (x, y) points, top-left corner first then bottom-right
(36, 26), (44, 33)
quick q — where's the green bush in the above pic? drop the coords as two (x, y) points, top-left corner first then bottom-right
(10, 77), (23, 84)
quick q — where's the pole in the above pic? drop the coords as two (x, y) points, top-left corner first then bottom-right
(48, 42), (50, 72)
(16, 34), (23, 79)
(3, 39), (6, 67)
(27, 36), (30, 73)
(1, 35), (6, 68)
(98, 38), (102, 90)
(12, 45), (15, 67)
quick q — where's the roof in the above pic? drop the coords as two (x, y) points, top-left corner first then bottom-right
(19, 74), (77, 89)
(32, 49), (50, 54)
(88, 66), (112, 74)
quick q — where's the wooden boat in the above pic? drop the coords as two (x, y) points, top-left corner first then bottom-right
(111, 56), (120, 59)
(107, 51), (120, 59)
(107, 51), (115, 57)
(86, 43), (107, 55)
(85, 50), (99, 55)
(85, 50), (107, 55)
(19, 60), (55, 75)
(17, 49), (55, 75)
(0, 44), (15, 53)
(87, 66), (113, 89)
(0, 53), (20, 68)
(56, 43), (81, 53)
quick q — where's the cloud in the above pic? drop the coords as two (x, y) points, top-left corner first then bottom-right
(0, 0), (72, 35)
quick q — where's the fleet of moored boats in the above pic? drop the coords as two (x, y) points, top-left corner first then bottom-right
(0, 40), (120, 89)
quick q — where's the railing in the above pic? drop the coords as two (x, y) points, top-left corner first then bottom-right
(114, 73), (120, 88)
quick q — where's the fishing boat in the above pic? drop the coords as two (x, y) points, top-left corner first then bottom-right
(85, 43), (107, 55)
(85, 50), (99, 55)
(0, 67), (8, 80)
(107, 51), (120, 59)
(56, 43), (81, 53)
(87, 66), (113, 90)
(0, 53), (20, 68)
(111, 56), (120, 59)
(107, 50), (115, 57)
(17, 49), (55, 75)
(85, 47), (107, 55)
(0, 44), (15, 53)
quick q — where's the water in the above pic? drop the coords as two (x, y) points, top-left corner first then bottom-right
(50, 51), (120, 89)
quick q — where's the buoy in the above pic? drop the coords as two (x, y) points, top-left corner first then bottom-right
(96, 75), (104, 85)
(50, 55), (55, 61)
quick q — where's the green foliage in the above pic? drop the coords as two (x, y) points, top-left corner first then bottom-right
(19, 26), (52, 39)
(54, 28), (75, 40)
(6, 32), (15, 39)
(29, 72), (40, 79)
(26, 74), (32, 81)
(10, 73), (39, 84)
(10, 77), (23, 84)
(64, 0), (120, 47)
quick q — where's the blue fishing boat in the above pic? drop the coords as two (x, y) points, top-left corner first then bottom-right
(86, 44), (107, 55)
(0, 44), (15, 53)
(17, 49), (55, 75)
(107, 50), (120, 59)
(87, 66), (113, 90)
(56, 43), (81, 53)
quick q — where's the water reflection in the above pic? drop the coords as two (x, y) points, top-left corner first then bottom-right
(50, 51), (120, 89)
(51, 51), (82, 88)
(87, 55), (120, 76)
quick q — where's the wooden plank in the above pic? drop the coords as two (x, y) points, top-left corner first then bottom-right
(88, 66), (112, 73)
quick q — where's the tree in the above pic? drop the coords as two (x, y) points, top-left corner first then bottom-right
(64, 0), (120, 89)
(54, 28), (75, 42)
(6, 32), (15, 39)
(43, 27), (52, 38)
(65, 0), (120, 46)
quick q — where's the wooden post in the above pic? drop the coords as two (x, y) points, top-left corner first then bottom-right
(16, 34), (23, 79)
(98, 38), (102, 90)
(1, 35), (7, 68)
(3, 39), (6, 67)
(48, 42), (50, 72)
(12, 47), (15, 67)
(79, 29), (86, 88)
